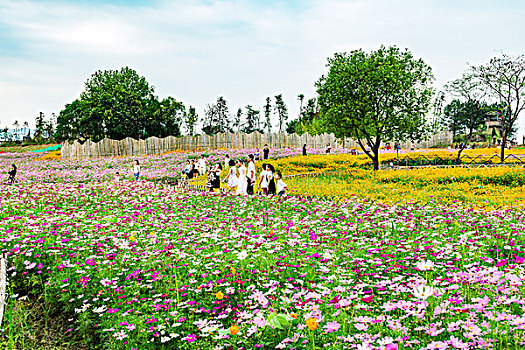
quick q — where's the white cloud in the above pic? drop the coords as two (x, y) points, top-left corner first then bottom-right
(0, 0), (524, 135)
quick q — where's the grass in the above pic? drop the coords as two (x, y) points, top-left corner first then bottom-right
(0, 297), (92, 350)
(0, 144), (56, 153)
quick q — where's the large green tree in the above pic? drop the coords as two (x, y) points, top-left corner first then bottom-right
(55, 67), (184, 142)
(316, 46), (434, 170)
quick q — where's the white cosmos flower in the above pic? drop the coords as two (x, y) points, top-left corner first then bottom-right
(413, 285), (435, 300)
(416, 259), (435, 271)
(237, 250), (248, 260)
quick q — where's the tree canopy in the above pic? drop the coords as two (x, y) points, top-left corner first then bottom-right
(470, 53), (525, 161)
(55, 67), (184, 142)
(316, 46), (434, 170)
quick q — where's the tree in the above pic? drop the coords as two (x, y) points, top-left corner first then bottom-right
(442, 100), (465, 141)
(297, 94), (305, 117)
(242, 105), (261, 133)
(35, 112), (46, 140)
(12, 120), (19, 141)
(274, 94), (288, 132)
(234, 108), (243, 132)
(202, 97), (232, 135)
(184, 106), (199, 136)
(316, 46), (434, 170)
(22, 121), (30, 140)
(263, 97), (272, 133)
(151, 97), (184, 138)
(444, 73), (487, 160)
(294, 98), (319, 135)
(55, 67), (183, 142)
(443, 99), (487, 159)
(471, 53), (525, 162)
(55, 100), (84, 141)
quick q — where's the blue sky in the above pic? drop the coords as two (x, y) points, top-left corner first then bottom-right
(0, 0), (524, 134)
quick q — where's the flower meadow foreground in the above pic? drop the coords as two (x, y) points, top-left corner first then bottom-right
(1, 174), (525, 350)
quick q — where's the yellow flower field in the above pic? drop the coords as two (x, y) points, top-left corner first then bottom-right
(286, 166), (525, 210)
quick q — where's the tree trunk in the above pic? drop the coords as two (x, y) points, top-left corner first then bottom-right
(372, 152), (379, 171)
(500, 137), (506, 163)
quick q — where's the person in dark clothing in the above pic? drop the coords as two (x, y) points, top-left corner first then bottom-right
(302, 144), (307, 156)
(267, 164), (276, 195)
(207, 164), (222, 192)
(262, 144), (270, 160)
(7, 164), (16, 184)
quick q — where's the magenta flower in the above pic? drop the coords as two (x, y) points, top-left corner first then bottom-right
(385, 343), (398, 350)
(185, 333), (197, 343)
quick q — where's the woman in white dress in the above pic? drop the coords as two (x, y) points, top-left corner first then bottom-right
(222, 159), (238, 191)
(235, 159), (248, 195)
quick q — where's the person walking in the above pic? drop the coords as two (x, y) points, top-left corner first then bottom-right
(325, 143), (331, 154)
(302, 144), (307, 156)
(267, 164), (276, 195)
(258, 164), (270, 195)
(235, 159), (248, 195)
(223, 159), (238, 191)
(247, 154), (256, 195)
(133, 160), (141, 181)
(262, 144), (270, 160)
(198, 155), (207, 175)
(7, 164), (17, 184)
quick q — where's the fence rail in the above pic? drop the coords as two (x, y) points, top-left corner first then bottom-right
(61, 131), (453, 160)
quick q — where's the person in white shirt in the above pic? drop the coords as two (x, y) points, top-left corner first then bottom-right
(246, 154), (256, 195)
(115, 171), (121, 182)
(235, 159), (248, 195)
(224, 155), (230, 169)
(198, 155), (207, 175)
(223, 159), (238, 191)
(133, 160), (140, 181)
(275, 172), (287, 197)
(258, 164), (270, 195)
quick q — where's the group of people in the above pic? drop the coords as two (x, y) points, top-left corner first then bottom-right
(114, 160), (141, 182)
(189, 145), (287, 196)
(182, 155), (208, 179)
(219, 154), (287, 196)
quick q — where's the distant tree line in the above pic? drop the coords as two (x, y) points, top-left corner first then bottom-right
(3, 48), (523, 167)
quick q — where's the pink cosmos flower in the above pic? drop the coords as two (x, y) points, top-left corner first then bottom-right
(323, 321), (340, 333)
(253, 316), (267, 328)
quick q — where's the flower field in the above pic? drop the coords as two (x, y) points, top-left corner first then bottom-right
(286, 167), (525, 210)
(1, 148), (525, 350)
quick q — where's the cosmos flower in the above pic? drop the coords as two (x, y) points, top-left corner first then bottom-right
(413, 285), (435, 300)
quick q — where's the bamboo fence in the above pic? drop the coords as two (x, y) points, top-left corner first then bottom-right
(61, 131), (452, 160)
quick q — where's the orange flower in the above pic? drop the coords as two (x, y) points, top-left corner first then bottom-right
(290, 313), (298, 319)
(306, 317), (318, 331)
(231, 267), (236, 275)
(215, 291), (224, 300)
(230, 325), (240, 335)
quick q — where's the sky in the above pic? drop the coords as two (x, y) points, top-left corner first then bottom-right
(0, 0), (524, 135)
